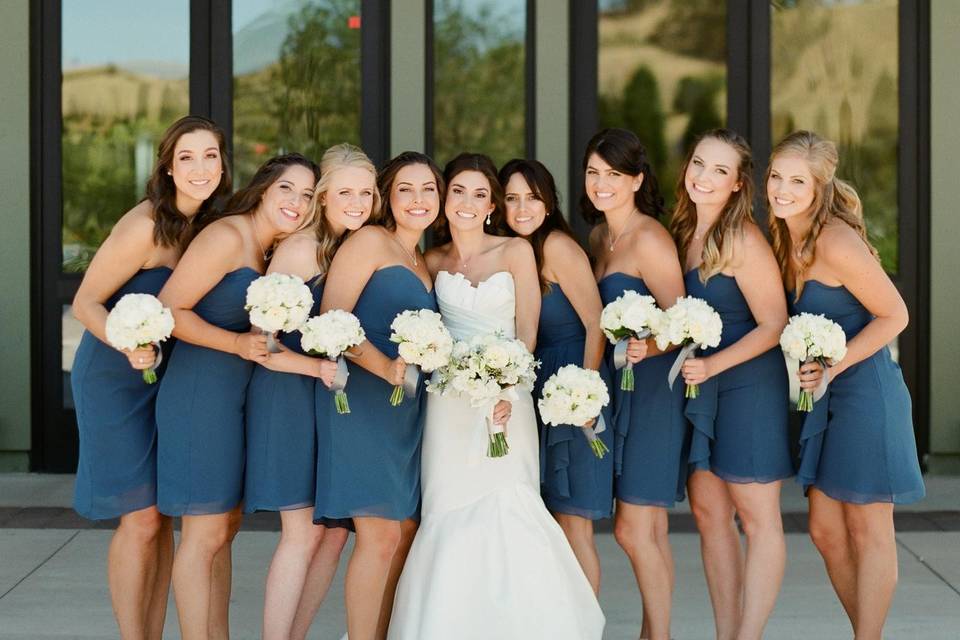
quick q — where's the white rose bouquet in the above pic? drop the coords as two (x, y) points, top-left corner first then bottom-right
(245, 273), (314, 352)
(600, 290), (662, 391)
(388, 309), (453, 406)
(428, 332), (539, 457)
(104, 293), (175, 384)
(779, 312), (847, 411)
(538, 365), (611, 458)
(300, 310), (366, 414)
(653, 296), (723, 399)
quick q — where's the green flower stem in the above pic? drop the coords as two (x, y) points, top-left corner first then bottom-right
(389, 384), (405, 406)
(589, 438), (609, 459)
(488, 432), (510, 458)
(335, 390), (351, 414)
(620, 366), (635, 391)
(142, 369), (157, 384)
(685, 383), (699, 399)
(797, 390), (814, 412)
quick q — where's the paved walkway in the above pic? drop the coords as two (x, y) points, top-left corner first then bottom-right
(1, 474), (958, 639)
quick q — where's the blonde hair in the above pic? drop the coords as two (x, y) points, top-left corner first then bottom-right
(670, 128), (755, 282)
(766, 130), (879, 299)
(309, 143), (380, 276)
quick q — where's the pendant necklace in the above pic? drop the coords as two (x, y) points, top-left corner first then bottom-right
(391, 232), (419, 266)
(608, 211), (640, 251)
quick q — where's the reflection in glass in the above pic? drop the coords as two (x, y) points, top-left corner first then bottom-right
(61, 1), (190, 271)
(598, 0), (727, 211)
(62, 304), (83, 409)
(232, 0), (362, 186)
(432, 0), (526, 168)
(771, 0), (899, 272)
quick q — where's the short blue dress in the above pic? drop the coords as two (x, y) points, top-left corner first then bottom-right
(244, 275), (323, 513)
(156, 267), (260, 515)
(72, 267), (173, 520)
(792, 281), (924, 504)
(598, 273), (688, 507)
(535, 282), (614, 520)
(313, 266), (437, 525)
(683, 269), (794, 483)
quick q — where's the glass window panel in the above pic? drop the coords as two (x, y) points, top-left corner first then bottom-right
(598, 0), (727, 210)
(771, 0), (899, 273)
(61, 1), (190, 271)
(232, 0), (362, 187)
(432, 0), (526, 168)
(62, 304), (83, 409)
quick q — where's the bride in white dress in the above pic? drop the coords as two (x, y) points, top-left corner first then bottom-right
(387, 154), (604, 640)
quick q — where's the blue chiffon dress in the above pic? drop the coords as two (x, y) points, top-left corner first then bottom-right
(683, 269), (793, 483)
(598, 273), (688, 507)
(313, 266), (437, 526)
(792, 281), (924, 503)
(72, 267), (173, 520)
(535, 282), (614, 520)
(156, 267), (260, 515)
(243, 275), (323, 513)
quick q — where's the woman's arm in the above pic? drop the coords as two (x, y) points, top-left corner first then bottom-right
(544, 232), (605, 371)
(633, 224), (686, 361)
(507, 238), (541, 353)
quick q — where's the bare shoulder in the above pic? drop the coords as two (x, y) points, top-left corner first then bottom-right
(501, 235), (535, 260)
(110, 200), (158, 242)
(635, 216), (678, 258)
(587, 223), (607, 255)
(739, 221), (774, 254)
(543, 230), (587, 262)
(337, 224), (389, 254)
(424, 243), (451, 274)
(817, 221), (873, 266)
(269, 231), (320, 279)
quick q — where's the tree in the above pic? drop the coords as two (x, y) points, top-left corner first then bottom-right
(619, 66), (667, 169)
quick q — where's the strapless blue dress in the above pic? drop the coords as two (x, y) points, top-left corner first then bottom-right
(683, 270), (793, 483)
(791, 281), (924, 503)
(314, 266), (437, 525)
(72, 267), (173, 520)
(156, 267), (260, 515)
(598, 273), (688, 506)
(534, 282), (614, 520)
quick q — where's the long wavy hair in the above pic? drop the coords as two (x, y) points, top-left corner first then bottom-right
(670, 128), (754, 282)
(434, 152), (502, 245)
(497, 158), (573, 294)
(310, 144), (380, 277)
(766, 130), (879, 299)
(204, 153), (321, 252)
(375, 151), (445, 232)
(579, 128), (666, 226)
(143, 115), (231, 252)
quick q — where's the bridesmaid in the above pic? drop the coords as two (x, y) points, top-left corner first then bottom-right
(672, 129), (792, 640)
(584, 128), (686, 640)
(497, 158), (612, 594)
(767, 131), (924, 638)
(71, 115), (229, 640)
(156, 153), (320, 640)
(314, 151), (442, 640)
(244, 144), (378, 640)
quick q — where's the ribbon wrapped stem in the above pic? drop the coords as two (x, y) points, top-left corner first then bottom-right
(796, 357), (830, 412)
(390, 364), (420, 406)
(329, 356), (351, 415)
(613, 329), (650, 392)
(140, 342), (162, 384)
(580, 422), (609, 459)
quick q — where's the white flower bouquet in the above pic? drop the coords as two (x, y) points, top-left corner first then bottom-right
(538, 365), (611, 458)
(779, 312), (847, 411)
(654, 296), (723, 399)
(600, 290), (662, 390)
(105, 293), (175, 384)
(388, 309), (453, 406)
(300, 310), (366, 414)
(428, 332), (539, 457)
(245, 273), (314, 352)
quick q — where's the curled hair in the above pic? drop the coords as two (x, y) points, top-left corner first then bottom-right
(434, 152), (502, 244)
(579, 128), (666, 226)
(376, 151), (445, 232)
(497, 158), (574, 294)
(144, 115), (232, 251)
(310, 143), (380, 277)
(766, 130), (879, 299)
(670, 128), (755, 282)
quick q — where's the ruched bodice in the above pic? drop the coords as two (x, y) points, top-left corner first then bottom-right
(435, 270), (516, 340)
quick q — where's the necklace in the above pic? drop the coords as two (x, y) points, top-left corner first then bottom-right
(608, 212), (640, 251)
(251, 215), (268, 262)
(390, 232), (419, 266)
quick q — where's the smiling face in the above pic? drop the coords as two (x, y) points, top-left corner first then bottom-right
(390, 163), (441, 232)
(444, 170), (495, 232)
(171, 129), (223, 204)
(584, 153), (642, 215)
(684, 137), (742, 207)
(259, 164), (317, 234)
(321, 166), (375, 234)
(503, 172), (547, 236)
(767, 154), (817, 221)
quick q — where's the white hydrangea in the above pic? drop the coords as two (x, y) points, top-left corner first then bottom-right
(389, 309), (454, 372)
(245, 273), (314, 333)
(538, 365), (610, 427)
(427, 332), (539, 407)
(653, 296), (723, 351)
(105, 293), (175, 351)
(600, 290), (662, 343)
(300, 310), (366, 357)
(780, 313), (847, 363)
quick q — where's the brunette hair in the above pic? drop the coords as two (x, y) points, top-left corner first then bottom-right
(579, 128), (666, 226)
(670, 128), (754, 282)
(375, 151), (445, 231)
(497, 158), (574, 293)
(434, 152), (502, 244)
(766, 130), (879, 299)
(143, 115), (232, 251)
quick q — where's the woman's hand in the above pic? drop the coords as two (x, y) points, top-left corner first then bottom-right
(681, 356), (714, 386)
(625, 336), (649, 364)
(580, 417), (597, 430)
(492, 400), (512, 435)
(383, 356), (407, 386)
(233, 332), (268, 362)
(315, 358), (340, 388)
(123, 345), (156, 371)
(797, 360), (827, 391)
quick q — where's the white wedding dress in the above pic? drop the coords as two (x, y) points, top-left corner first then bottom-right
(387, 270), (605, 640)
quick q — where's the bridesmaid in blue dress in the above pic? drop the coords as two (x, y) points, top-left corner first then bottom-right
(767, 130), (924, 638)
(671, 129), (792, 640)
(315, 151), (442, 639)
(496, 158), (612, 595)
(70, 116), (229, 640)
(244, 144), (376, 640)
(156, 153), (320, 639)
(581, 129), (687, 640)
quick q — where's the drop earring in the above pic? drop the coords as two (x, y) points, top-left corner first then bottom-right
(485, 213), (492, 226)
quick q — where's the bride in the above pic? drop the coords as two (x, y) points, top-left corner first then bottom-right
(387, 153), (605, 639)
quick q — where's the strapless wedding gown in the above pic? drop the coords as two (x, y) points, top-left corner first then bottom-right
(387, 270), (605, 640)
